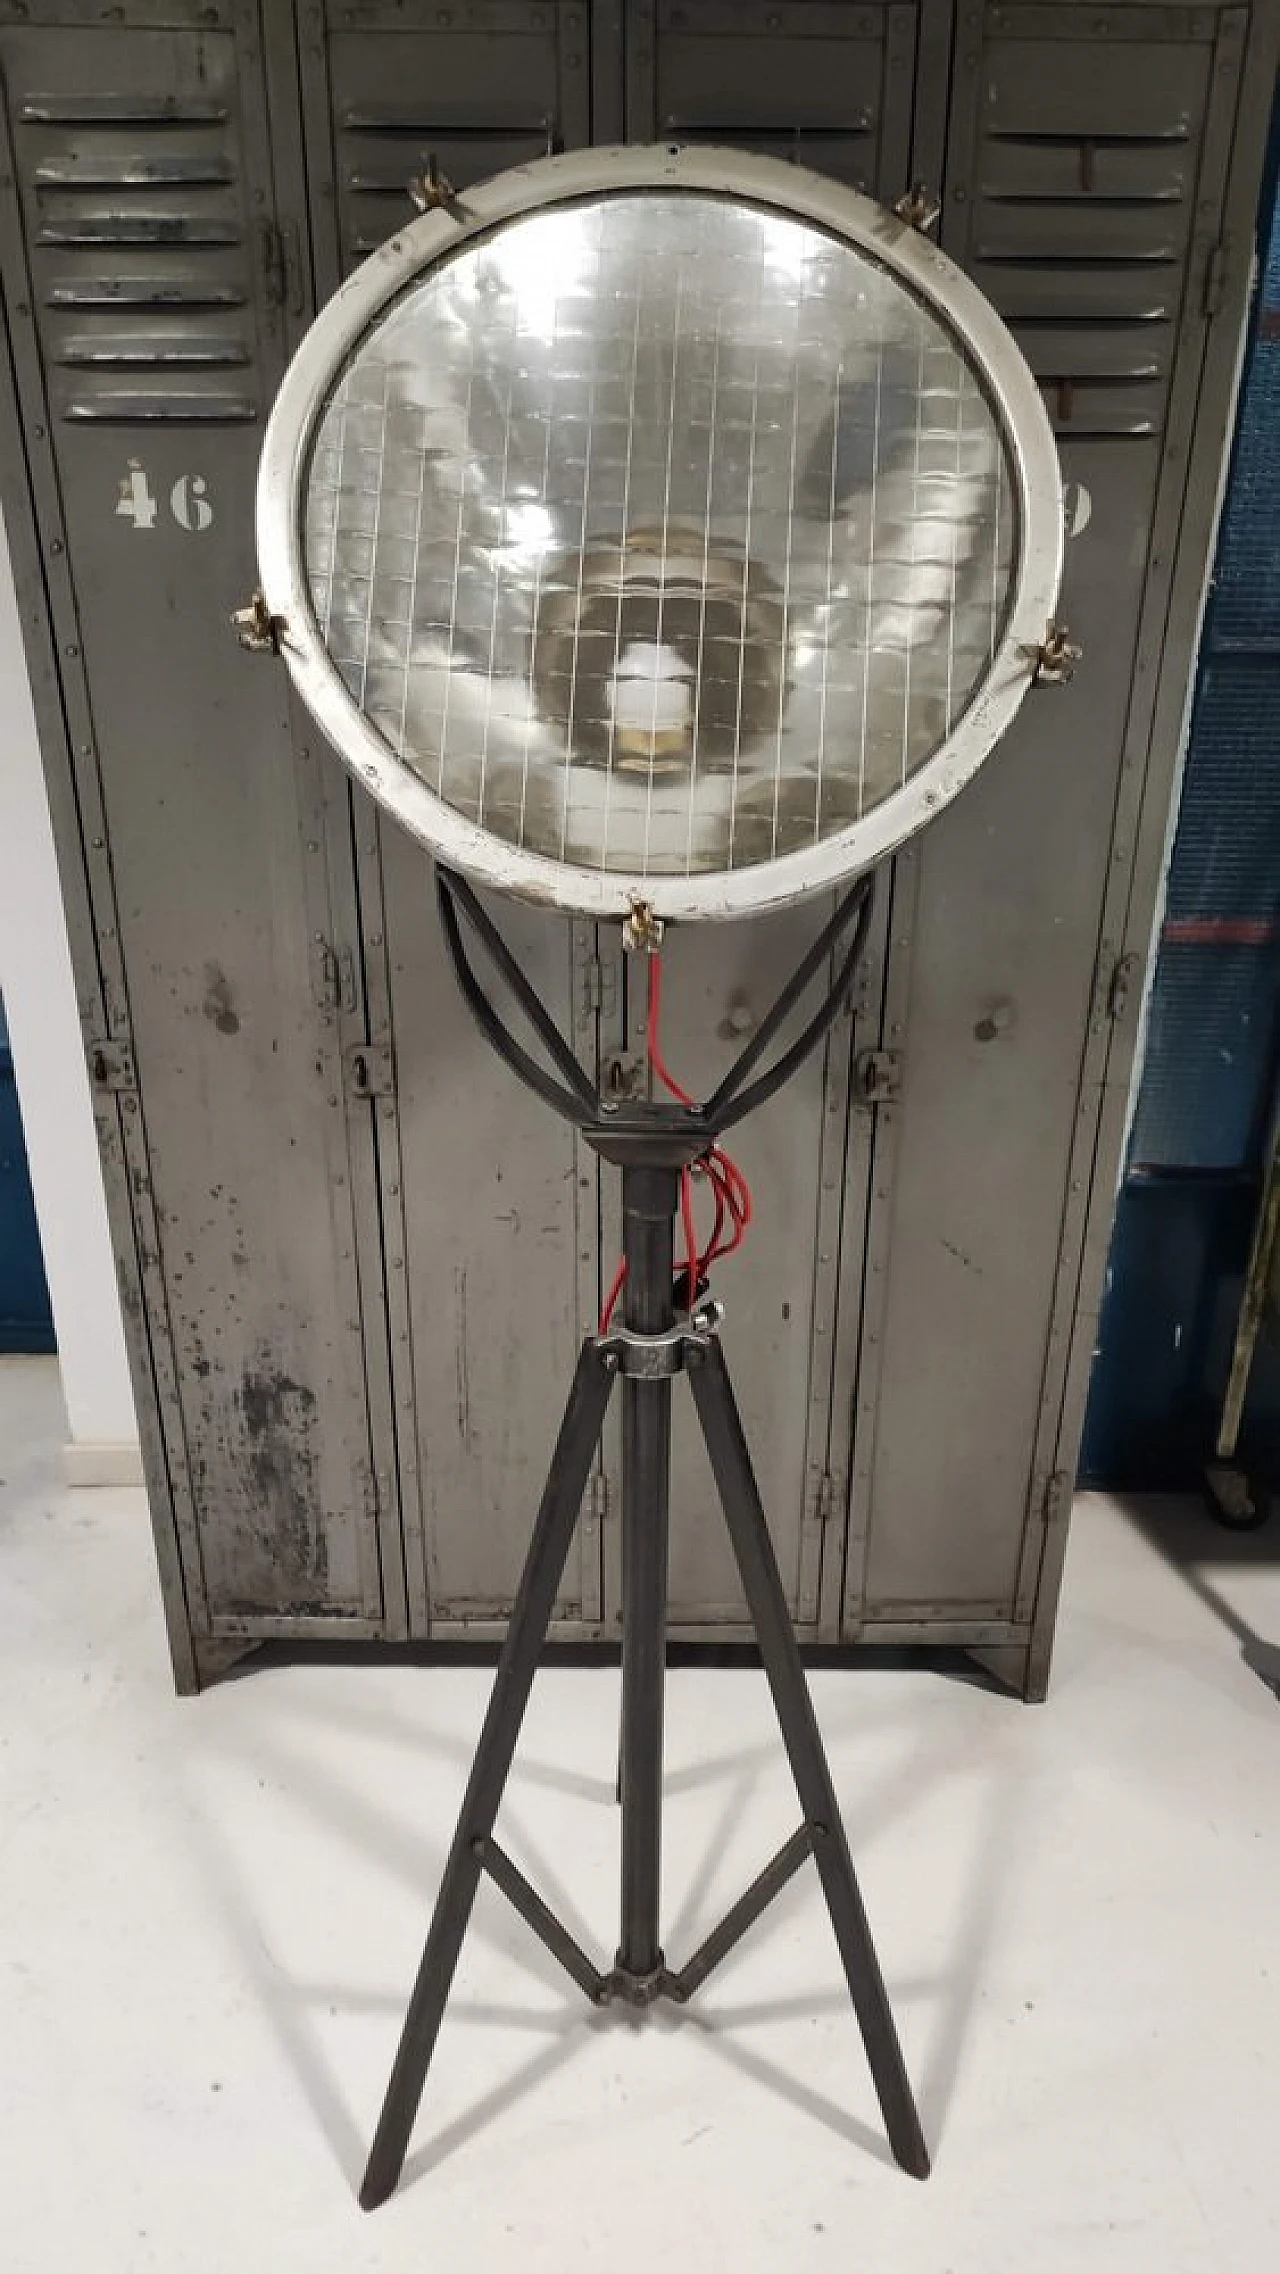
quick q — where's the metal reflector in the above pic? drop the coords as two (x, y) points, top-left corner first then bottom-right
(258, 147), (1063, 920)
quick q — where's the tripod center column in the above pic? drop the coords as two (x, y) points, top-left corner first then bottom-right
(616, 1160), (680, 1978)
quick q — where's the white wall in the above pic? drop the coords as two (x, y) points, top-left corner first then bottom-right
(0, 514), (139, 1471)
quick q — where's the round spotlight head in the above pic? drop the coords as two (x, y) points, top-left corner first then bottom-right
(258, 146), (1062, 921)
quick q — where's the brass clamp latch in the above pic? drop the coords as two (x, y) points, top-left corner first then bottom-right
(408, 153), (468, 220)
(893, 183), (941, 234)
(622, 897), (665, 954)
(1029, 621), (1081, 687)
(232, 590), (287, 655)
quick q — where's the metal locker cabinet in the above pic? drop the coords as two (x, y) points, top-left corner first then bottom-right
(294, 2), (605, 1634)
(0, 1), (397, 1685)
(847, 0), (1276, 1690)
(3, 0), (1275, 1691)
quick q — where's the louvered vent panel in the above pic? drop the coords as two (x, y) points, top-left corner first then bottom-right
(651, 2), (894, 191)
(327, 19), (570, 273)
(13, 67), (256, 423)
(966, 33), (1213, 438)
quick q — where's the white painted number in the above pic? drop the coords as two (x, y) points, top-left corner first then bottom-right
(116, 463), (215, 532)
(116, 459), (158, 530)
(170, 473), (214, 533)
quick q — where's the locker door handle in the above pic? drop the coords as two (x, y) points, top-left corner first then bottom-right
(259, 219), (305, 318)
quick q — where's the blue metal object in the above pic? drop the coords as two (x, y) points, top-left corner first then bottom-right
(1086, 125), (1280, 1482)
(0, 995), (55, 1355)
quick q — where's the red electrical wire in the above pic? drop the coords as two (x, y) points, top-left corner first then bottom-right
(599, 950), (754, 1330)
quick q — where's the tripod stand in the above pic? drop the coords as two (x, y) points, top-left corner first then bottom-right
(359, 868), (929, 2210)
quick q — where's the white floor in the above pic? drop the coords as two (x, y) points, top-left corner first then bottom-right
(3, 1355), (1279, 2274)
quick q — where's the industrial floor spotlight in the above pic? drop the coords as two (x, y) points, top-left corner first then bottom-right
(247, 144), (1067, 2207)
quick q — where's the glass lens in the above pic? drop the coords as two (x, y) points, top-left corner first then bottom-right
(304, 191), (1015, 879)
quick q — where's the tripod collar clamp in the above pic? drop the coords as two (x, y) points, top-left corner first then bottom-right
(598, 1300), (724, 1379)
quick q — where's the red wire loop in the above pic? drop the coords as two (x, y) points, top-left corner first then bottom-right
(599, 950), (754, 1330)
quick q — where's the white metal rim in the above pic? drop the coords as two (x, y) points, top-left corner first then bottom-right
(256, 142), (1064, 922)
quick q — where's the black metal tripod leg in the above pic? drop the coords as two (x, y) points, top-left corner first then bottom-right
(360, 1343), (615, 2212)
(687, 1341), (930, 2181)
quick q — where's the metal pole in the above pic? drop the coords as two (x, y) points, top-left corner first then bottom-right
(617, 1160), (678, 1978)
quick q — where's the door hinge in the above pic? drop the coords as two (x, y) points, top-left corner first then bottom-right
(586, 1471), (609, 1526)
(258, 216), (305, 318)
(1106, 951), (1140, 1022)
(1202, 238), (1229, 319)
(853, 1047), (902, 1107)
(315, 940), (358, 1016)
(812, 1471), (842, 1528)
(584, 952), (618, 1020)
(344, 1041), (395, 1099)
(1041, 1469), (1072, 1534)
(87, 1037), (136, 1093)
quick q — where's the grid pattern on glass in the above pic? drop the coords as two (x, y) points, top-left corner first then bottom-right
(304, 192), (1015, 878)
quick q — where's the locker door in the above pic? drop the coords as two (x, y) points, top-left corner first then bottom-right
(624, 0), (917, 191)
(601, 3), (928, 1638)
(0, 3), (388, 1640)
(297, 0), (593, 287)
(848, 2), (1249, 1639)
(297, 3), (604, 1633)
